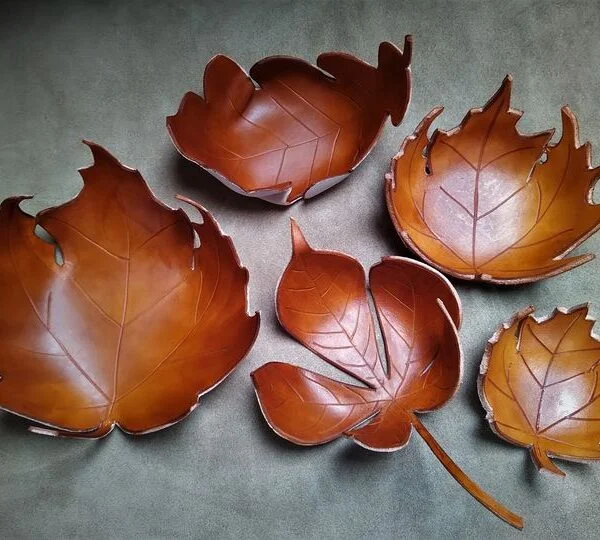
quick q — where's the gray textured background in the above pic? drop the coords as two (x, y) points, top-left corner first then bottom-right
(1, 0), (599, 538)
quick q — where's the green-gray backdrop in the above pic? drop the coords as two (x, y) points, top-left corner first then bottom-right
(1, 1), (599, 538)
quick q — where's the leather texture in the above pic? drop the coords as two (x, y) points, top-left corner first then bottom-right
(252, 221), (523, 529)
(168, 39), (412, 204)
(253, 221), (461, 449)
(386, 76), (600, 284)
(480, 305), (600, 477)
(0, 142), (259, 438)
(2, 2), (600, 537)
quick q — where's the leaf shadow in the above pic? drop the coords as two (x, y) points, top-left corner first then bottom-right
(549, 458), (591, 479)
(169, 153), (282, 215)
(300, 172), (363, 210)
(471, 418), (515, 448)
(120, 369), (249, 449)
(455, 278), (543, 295)
(332, 436), (432, 513)
(336, 439), (396, 465)
(523, 453), (592, 488)
(248, 389), (320, 455)
(0, 410), (109, 474)
(456, 281), (543, 446)
(0, 410), (33, 435)
(124, 412), (192, 446)
(372, 196), (413, 257)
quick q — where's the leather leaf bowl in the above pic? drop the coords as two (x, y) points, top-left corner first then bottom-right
(0, 142), (259, 438)
(386, 75), (600, 283)
(251, 221), (523, 529)
(479, 305), (600, 476)
(167, 38), (412, 205)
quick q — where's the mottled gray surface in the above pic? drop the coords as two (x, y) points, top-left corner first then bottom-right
(1, 0), (599, 538)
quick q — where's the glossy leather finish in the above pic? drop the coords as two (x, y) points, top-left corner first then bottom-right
(168, 39), (412, 205)
(480, 305), (600, 476)
(387, 75), (600, 284)
(0, 142), (259, 438)
(252, 221), (523, 529)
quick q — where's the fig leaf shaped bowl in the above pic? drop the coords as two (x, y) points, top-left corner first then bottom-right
(0, 142), (259, 438)
(479, 304), (600, 477)
(168, 38), (412, 205)
(386, 75), (600, 284)
(251, 220), (523, 529)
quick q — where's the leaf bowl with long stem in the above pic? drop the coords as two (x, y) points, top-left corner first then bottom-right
(252, 220), (523, 529)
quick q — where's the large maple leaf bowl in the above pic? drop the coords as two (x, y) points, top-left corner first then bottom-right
(167, 38), (412, 205)
(386, 75), (600, 284)
(0, 142), (260, 438)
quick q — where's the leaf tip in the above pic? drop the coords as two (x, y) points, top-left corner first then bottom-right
(176, 193), (206, 215)
(514, 516), (525, 530)
(377, 38), (412, 69)
(485, 75), (513, 113)
(290, 218), (311, 255)
(378, 35), (412, 67)
(249, 367), (260, 386)
(0, 195), (33, 210)
(559, 105), (580, 148)
(81, 139), (104, 161)
(500, 74), (513, 95)
(80, 140), (132, 175)
(402, 35), (413, 65)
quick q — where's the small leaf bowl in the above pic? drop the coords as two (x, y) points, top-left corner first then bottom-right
(479, 304), (600, 477)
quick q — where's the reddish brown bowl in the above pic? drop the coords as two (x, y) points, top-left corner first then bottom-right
(0, 142), (259, 438)
(251, 221), (523, 529)
(168, 39), (412, 205)
(480, 304), (600, 477)
(387, 76), (600, 284)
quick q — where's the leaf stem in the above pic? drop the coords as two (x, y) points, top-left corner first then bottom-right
(410, 413), (524, 530)
(531, 443), (565, 477)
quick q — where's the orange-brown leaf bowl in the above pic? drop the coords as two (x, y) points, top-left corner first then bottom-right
(0, 142), (260, 438)
(386, 75), (600, 284)
(479, 304), (600, 477)
(167, 38), (412, 205)
(251, 221), (523, 529)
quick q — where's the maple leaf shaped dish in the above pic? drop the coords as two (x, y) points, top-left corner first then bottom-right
(386, 75), (600, 284)
(479, 305), (600, 477)
(251, 221), (523, 529)
(167, 38), (412, 205)
(0, 142), (259, 438)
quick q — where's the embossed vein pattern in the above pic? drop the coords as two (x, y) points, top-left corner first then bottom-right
(387, 75), (600, 283)
(252, 224), (525, 529)
(253, 222), (462, 451)
(480, 305), (600, 476)
(0, 143), (259, 437)
(168, 40), (412, 203)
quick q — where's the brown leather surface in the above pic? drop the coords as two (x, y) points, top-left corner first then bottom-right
(252, 221), (461, 448)
(480, 305), (600, 477)
(386, 75), (600, 284)
(251, 222), (523, 528)
(168, 39), (412, 204)
(0, 142), (259, 438)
